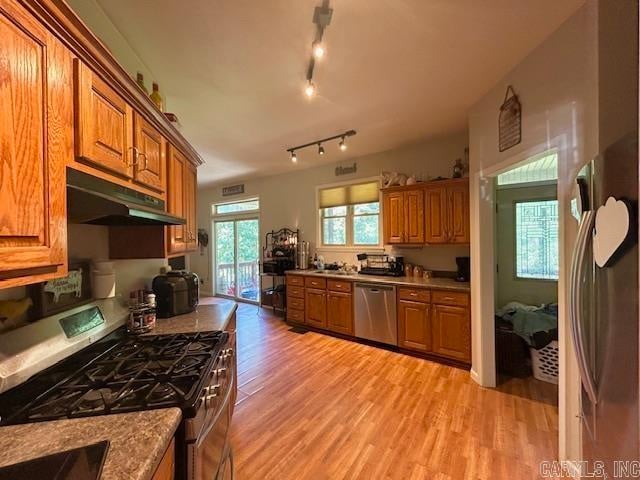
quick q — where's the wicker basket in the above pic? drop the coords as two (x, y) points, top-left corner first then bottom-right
(530, 340), (559, 384)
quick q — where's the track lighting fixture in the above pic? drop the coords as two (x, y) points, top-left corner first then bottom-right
(286, 129), (356, 163)
(303, 2), (333, 98)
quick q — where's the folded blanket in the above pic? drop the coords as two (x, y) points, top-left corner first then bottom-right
(497, 302), (558, 348)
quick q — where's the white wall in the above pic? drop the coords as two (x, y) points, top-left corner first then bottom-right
(468, 2), (598, 464)
(66, 0), (163, 106)
(192, 132), (470, 295)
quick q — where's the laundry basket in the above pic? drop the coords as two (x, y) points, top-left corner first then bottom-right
(530, 340), (559, 384)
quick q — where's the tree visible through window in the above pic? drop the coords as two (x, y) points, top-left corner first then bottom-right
(515, 200), (559, 280)
(321, 203), (380, 246)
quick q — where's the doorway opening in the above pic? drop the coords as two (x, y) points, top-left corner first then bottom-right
(212, 199), (260, 303)
(493, 151), (560, 405)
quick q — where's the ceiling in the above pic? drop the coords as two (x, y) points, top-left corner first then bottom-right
(95, 0), (584, 186)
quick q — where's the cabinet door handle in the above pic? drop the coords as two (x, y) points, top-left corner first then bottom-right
(128, 146), (140, 167)
(139, 152), (148, 171)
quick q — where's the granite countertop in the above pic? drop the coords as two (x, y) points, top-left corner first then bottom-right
(149, 301), (238, 336)
(0, 408), (181, 480)
(286, 270), (470, 292)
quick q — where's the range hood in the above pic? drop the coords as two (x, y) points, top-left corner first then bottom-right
(67, 169), (185, 226)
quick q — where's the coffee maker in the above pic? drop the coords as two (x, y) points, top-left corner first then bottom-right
(455, 256), (470, 282)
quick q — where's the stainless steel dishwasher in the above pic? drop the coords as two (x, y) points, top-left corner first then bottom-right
(354, 283), (397, 346)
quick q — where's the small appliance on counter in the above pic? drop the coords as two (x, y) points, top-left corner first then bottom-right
(152, 270), (199, 318)
(356, 253), (404, 277)
(455, 256), (470, 282)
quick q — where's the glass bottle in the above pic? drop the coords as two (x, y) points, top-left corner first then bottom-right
(136, 72), (148, 94)
(150, 82), (163, 111)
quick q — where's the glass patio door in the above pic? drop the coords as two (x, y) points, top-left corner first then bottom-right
(214, 218), (260, 302)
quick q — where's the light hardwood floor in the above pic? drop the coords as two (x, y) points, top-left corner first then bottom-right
(222, 301), (558, 480)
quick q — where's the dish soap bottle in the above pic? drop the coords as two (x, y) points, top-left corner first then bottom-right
(150, 82), (163, 111)
(135, 72), (148, 94)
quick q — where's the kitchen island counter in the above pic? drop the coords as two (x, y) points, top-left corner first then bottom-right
(0, 408), (181, 480)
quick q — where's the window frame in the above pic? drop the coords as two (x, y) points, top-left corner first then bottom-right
(513, 197), (559, 282)
(212, 197), (260, 217)
(321, 206), (348, 246)
(316, 178), (383, 251)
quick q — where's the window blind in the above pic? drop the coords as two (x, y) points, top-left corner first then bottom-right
(318, 181), (380, 209)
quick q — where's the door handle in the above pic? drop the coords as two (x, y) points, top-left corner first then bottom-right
(569, 210), (598, 405)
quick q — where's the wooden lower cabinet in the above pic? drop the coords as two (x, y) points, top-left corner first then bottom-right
(326, 291), (353, 336)
(398, 300), (431, 352)
(152, 438), (175, 480)
(305, 288), (327, 329)
(431, 303), (471, 363)
(287, 275), (470, 366)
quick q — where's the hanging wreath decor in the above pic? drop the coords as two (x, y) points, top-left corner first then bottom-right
(498, 85), (522, 152)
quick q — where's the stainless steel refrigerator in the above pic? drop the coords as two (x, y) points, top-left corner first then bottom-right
(570, 1), (638, 475)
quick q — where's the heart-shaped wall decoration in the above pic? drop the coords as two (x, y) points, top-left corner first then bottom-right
(593, 196), (630, 268)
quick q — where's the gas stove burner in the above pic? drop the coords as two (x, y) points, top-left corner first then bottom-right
(187, 341), (209, 353)
(76, 388), (115, 412)
(0, 329), (228, 425)
(147, 383), (177, 403)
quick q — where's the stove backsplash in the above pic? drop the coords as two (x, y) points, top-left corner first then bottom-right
(314, 244), (470, 273)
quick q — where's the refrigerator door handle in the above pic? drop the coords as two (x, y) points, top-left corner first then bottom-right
(569, 210), (598, 405)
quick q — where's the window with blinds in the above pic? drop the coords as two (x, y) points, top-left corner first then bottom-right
(318, 181), (381, 247)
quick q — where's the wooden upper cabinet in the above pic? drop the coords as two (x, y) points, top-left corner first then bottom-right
(383, 191), (405, 244)
(425, 184), (448, 244)
(327, 291), (353, 336)
(0, 1), (72, 288)
(404, 189), (425, 244)
(305, 288), (327, 329)
(75, 60), (134, 179)
(383, 188), (424, 245)
(398, 300), (432, 352)
(448, 181), (470, 244)
(425, 179), (469, 245)
(167, 145), (186, 254)
(431, 303), (471, 363)
(184, 164), (198, 251)
(133, 113), (166, 193)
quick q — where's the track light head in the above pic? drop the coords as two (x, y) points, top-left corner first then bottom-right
(318, 144), (325, 155)
(291, 151), (297, 163)
(339, 137), (347, 151)
(304, 81), (316, 98)
(312, 42), (325, 59)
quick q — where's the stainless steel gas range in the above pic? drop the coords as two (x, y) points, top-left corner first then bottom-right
(0, 300), (236, 480)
